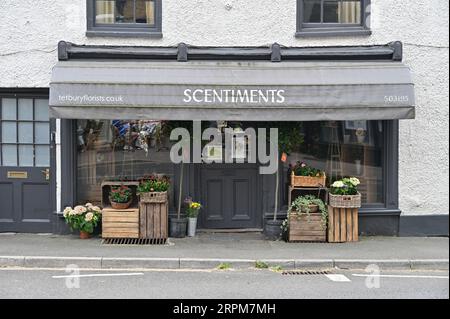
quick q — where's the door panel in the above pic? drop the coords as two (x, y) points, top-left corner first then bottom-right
(0, 96), (54, 233)
(199, 165), (260, 229)
(22, 183), (51, 221)
(205, 179), (225, 221)
(231, 179), (251, 220)
(0, 183), (14, 221)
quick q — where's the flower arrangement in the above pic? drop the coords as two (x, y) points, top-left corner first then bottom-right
(292, 161), (324, 177)
(185, 198), (202, 218)
(330, 177), (360, 195)
(63, 203), (102, 237)
(288, 195), (328, 227)
(137, 175), (170, 193)
(109, 185), (132, 203)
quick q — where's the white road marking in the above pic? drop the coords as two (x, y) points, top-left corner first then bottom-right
(352, 274), (449, 279)
(52, 272), (144, 279)
(325, 274), (351, 282)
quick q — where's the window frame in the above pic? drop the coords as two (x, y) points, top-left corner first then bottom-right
(86, 0), (162, 38)
(296, 0), (371, 37)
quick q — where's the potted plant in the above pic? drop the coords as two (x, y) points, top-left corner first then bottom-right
(185, 198), (202, 237)
(355, 128), (366, 143)
(283, 195), (328, 242)
(137, 175), (170, 203)
(329, 177), (361, 208)
(328, 177), (361, 243)
(290, 162), (326, 187)
(284, 195), (327, 242)
(63, 203), (102, 239)
(109, 185), (132, 209)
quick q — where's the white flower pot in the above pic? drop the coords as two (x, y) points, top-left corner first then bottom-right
(356, 135), (365, 143)
(187, 217), (198, 237)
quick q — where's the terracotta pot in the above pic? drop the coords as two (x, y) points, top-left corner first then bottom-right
(301, 204), (319, 213)
(110, 199), (132, 209)
(79, 231), (90, 239)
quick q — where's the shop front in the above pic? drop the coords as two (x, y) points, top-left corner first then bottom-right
(50, 41), (415, 235)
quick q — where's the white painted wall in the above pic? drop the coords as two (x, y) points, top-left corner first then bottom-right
(0, 0), (448, 216)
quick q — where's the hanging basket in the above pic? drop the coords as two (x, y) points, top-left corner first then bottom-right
(139, 191), (168, 203)
(329, 192), (361, 208)
(291, 172), (326, 187)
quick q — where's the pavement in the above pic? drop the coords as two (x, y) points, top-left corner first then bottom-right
(0, 268), (448, 299)
(0, 233), (448, 270)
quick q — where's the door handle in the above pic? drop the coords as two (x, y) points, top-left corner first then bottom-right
(41, 168), (50, 181)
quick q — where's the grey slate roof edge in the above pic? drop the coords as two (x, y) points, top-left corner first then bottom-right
(57, 41), (403, 62)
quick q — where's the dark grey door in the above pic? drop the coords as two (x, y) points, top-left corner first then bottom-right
(198, 164), (260, 229)
(0, 97), (54, 233)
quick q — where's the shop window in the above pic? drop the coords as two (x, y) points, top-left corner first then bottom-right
(86, 0), (162, 37)
(76, 120), (179, 206)
(296, 0), (371, 37)
(283, 120), (385, 206)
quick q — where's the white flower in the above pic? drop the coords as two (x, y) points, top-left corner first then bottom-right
(63, 211), (68, 218)
(63, 206), (72, 214)
(332, 181), (345, 188)
(74, 205), (87, 214)
(85, 212), (94, 222)
(68, 210), (77, 216)
(85, 203), (93, 207)
(349, 177), (360, 186)
(91, 206), (101, 212)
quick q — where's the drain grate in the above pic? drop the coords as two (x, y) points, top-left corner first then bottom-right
(282, 270), (330, 275)
(102, 238), (168, 245)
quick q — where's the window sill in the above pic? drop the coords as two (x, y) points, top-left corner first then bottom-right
(296, 29), (372, 38)
(86, 30), (163, 38)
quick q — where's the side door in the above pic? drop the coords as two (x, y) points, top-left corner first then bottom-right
(0, 96), (55, 233)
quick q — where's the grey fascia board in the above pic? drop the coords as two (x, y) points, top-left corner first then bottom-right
(57, 41), (402, 62)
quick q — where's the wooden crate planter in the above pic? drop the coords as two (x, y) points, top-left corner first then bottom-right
(139, 191), (168, 203)
(101, 181), (139, 208)
(288, 213), (326, 242)
(291, 172), (326, 187)
(327, 206), (359, 243)
(102, 208), (139, 239)
(139, 201), (168, 239)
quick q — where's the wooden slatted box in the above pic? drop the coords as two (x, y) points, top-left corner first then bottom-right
(327, 206), (359, 243)
(139, 201), (168, 240)
(288, 213), (327, 242)
(102, 208), (140, 239)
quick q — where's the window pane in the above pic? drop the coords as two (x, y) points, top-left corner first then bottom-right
(1, 98), (16, 120)
(323, 0), (339, 23)
(115, 0), (134, 23)
(18, 122), (33, 144)
(2, 122), (17, 143)
(18, 99), (33, 120)
(303, 0), (321, 23)
(35, 99), (49, 121)
(136, 0), (155, 24)
(340, 0), (361, 24)
(19, 145), (34, 167)
(35, 146), (49, 167)
(285, 120), (384, 204)
(76, 119), (175, 205)
(35, 123), (49, 144)
(2, 145), (17, 166)
(96, 0), (115, 24)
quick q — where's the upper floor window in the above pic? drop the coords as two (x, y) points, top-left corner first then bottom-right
(87, 0), (162, 37)
(296, 0), (371, 37)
